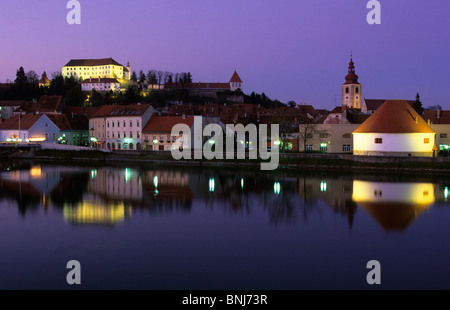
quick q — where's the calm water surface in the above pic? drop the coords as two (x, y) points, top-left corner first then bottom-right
(0, 160), (449, 290)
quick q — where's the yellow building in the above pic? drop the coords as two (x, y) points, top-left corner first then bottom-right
(62, 58), (131, 82)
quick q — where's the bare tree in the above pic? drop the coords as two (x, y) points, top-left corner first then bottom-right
(299, 118), (319, 152)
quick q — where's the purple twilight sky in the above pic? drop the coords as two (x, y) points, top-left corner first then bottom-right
(0, 0), (449, 110)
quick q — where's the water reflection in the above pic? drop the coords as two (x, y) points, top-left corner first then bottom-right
(0, 162), (448, 231)
(352, 180), (435, 231)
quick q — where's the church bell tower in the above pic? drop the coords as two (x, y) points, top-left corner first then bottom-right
(342, 56), (362, 110)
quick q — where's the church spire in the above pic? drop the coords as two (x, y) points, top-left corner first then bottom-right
(344, 55), (359, 85)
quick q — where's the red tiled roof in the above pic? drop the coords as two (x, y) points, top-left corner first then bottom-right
(422, 110), (450, 124)
(46, 114), (72, 130)
(91, 104), (152, 118)
(0, 114), (41, 130)
(229, 71), (243, 83)
(353, 100), (435, 134)
(143, 116), (195, 133)
(0, 100), (28, 107)
(364, 99), (416, 111)
(62, 106), (102, 118)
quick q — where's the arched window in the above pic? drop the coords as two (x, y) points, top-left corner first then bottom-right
(112, 142), (115, 149)
(355, 87), (359, 94)
(129, 143), (134, 150)
(107, 142), (111, 149)
(345, 87), (349, 94)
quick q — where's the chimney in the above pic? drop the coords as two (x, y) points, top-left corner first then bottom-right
(437, 109), (441, 119)
(182, 114), (186, 120)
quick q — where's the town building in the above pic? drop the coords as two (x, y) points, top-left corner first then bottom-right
(353, 100), (437, 156)
(422, 109), (450, 152)
(81, 77), (121, 93)
(0, 114), (61, 143)
(89, 104), (156, 150)
(38, 72), (51, 88)
(164, 71), (244, 101)
(62, 58), (131, 81)
(142, 115), (195, 151)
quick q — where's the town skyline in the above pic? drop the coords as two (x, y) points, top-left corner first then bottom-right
(1, 1), (449, 109)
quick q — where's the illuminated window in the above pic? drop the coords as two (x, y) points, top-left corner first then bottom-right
(424, 138), (430, 144)
(375, 138), (383, 144)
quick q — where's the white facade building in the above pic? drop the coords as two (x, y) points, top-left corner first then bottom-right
(353, 100), (437, 157)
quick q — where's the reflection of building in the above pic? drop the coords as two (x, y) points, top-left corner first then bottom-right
(142, 170), (193, 205)
(63, 200), (130, 225)
(89, 167), (143, 203)
(352, 180), (435, 231)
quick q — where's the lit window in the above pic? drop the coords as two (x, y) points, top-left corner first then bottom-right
(424, 138), (430, 144)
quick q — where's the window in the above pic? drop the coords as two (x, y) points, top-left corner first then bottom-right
(172, 136), (176, 142)
(305, 145), (313, 151)
(112, 133), (115, 138)
(320, 144), (328, 152)
(440, 133), (447, 139)
(160, 135), (163, 142)
(319, 133), (329, 139)
(130, 121), (133, 127)
(107, 122), (110, 128)
(123, 131), (126, 138)
(345, 87), (349, 94)
(137, 132), (141, 138)
(118, 121), (120, 128)
(343, 133), (352, 139)
(123, 121), (126, 127)
(356, 87), (359, 94)
(343, 145), (351, 152)
(137, 120), (140, 127)
(375, 138), (383, 144)
(424, 138), (430, 144)
(52, 133), (56, 140)
(167, 135), (170, 142)
(118, 132), (120, 138)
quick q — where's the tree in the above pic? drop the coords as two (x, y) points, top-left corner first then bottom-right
(14, 67), (28, 86)
(413, 92), (424, 115)
(130, 71), (137, 82)
(26, 70), (39, 84)
(287, 100), (297, 108)
(299, 118), (319, 152)
(139, 70), (146, 84)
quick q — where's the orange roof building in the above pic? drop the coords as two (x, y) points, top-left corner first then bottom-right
(142, 115), (195, 151)
(353, 100), (437, 157)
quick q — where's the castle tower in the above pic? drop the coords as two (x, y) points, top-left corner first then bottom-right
(229, 70), (243, 92)
(342, 56), (362, 109)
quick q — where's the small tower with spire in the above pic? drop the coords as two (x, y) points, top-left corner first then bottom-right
(229, 70), (243, 92)
(342, 55), (362, 109)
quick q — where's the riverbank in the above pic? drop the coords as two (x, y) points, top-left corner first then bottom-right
(2, 147), (450, 175)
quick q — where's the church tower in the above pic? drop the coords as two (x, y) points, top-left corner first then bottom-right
(342, 56), (362, 109)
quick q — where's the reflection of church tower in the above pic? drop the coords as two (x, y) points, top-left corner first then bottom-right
(342, 56), (362, 109)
